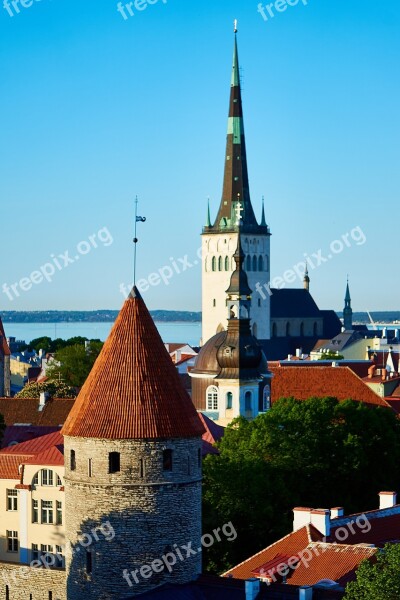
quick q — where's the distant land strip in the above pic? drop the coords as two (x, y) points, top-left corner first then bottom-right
(0, 310), (202, 323)
(1, 311), (399, 324)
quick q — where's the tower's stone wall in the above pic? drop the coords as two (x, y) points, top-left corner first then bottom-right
(64, 436), (202, 599)
(0, 563), (66, 600)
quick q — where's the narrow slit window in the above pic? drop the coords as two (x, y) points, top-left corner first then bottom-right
(163, 449), (173, 472)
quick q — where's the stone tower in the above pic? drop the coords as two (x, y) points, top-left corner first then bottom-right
(0, 317), (11, 397)
(61, 287), (205, 599)
(343, 279), (353, 330)
(201, 31), (271, 344)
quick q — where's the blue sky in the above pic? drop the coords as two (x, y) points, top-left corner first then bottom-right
(1, 0), (399, 312)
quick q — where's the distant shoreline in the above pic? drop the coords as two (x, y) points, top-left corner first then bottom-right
(1, 310), (399, 325)
(0, 310), (202, 324)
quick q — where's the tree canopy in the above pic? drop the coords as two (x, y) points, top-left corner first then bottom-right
(15, 380), (76, 399)
(345, 544), (400, 599)
(46, 342), (103, 387)
(202, 397), (400, 573)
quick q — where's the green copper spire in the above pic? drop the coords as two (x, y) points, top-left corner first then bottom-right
(260, 196), (267, 226)
(345, 278), (351, 302)
(206, 198), (212, 227)
(343, 277), (353, 330)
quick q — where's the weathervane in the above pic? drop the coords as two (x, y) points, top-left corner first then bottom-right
(234, 19), (238, 33)
(133, 196), (146, 286)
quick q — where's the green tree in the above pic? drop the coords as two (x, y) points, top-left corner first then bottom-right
(15, 380), (76, 399)
(318, 352), (344, 360)
(46, 342), (103, 387)
(202, 398), (400, 573)
(345, 544), (400, 599)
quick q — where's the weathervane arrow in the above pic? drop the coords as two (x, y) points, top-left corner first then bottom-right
(133, 196), (146, 285)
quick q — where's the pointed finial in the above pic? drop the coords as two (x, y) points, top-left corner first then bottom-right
(206, 197), (212, 228)
(260, 196), (267, 226)
(133, 196), (146, 286)
(234, 19), (238, 33)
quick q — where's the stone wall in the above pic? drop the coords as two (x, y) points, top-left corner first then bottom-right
(0, 562), (66, 600)
(64, 436), (203, 599)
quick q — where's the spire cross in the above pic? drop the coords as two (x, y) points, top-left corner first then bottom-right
(235, 200), (243, 225)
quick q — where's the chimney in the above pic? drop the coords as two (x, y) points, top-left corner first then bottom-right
(330, 507), (344, 519)
(381, 368), (387, 382)
(39, 391), (50, 410)
(379, 492), (397, 510)
(310, 509), (330, 537)
(293, 507), (312, 531)
(296, 348), (302, 358)
(368, 365), (376, 379)
(288, 354), (293, 361)
(299, 587), (313, 600)
(245, 578), (260, 600)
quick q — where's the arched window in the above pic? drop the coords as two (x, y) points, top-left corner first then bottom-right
(265, 255), (269, 271)
(207, 386), (219, 411)
(286, 322), (291, 337)
(224, 256), (229, 271)
(212, 256), (216, 272)
(252, 256), (258, 271)
(245, 391), (252, 412)
(272, 323), (277, 338)
(252, 323), (258, 337)
(258, 256), (264, 271)
(262, 385), (271, 412)
(226, 392), (233, 410)
(300, 322), (305, 337)
(218, 256), (223, 271)
(246, 255), (251, 271)
(313, 322), (318, 336)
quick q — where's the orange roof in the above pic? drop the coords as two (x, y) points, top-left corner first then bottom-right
(224, 524), (323, 579)
(62, 288), (205, 440)
(0, 454), (31, 479)
(270, 366), (391, 408)
(0, 317), (10, 357)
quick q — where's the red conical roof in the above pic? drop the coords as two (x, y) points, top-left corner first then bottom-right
(62, 288), (205, 439)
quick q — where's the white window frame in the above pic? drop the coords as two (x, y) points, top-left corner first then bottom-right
(32, 499), (39, 523)
(6, 531), (18, 553)
(7, 489), (18, 512)
(206, 386), (219, 411)
(41, 469), (53, 487)
(41, 500), (53, 524)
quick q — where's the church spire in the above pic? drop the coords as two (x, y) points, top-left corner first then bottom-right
(343, 277), (353, 330)
(206, 30), (263, 233)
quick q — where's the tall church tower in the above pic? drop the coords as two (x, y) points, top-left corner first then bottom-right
(62, 287), (205, 599)
(343, 279), (353, 330)
(201, 30), (271, 344)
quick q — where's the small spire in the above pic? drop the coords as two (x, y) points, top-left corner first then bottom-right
(303, 265), (310, 291)
(345, 277), (351, 302)
(234, 19), (238, 34)
(206, 198), (212, 227)
(260, 196), (267, 226)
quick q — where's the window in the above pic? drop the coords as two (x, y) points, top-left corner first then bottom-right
(224, 256), (229, 271)
(286, 322), (291, 337)
(56, 501), (62, 525)
(109, 452), (120, 474)
(258, 298), (261, 307)
(245, 391), (252, 412)
(262, 385), (271, 412)
(6, 586), (9, 600)
(139, 458), (144, 478)
(55, 545), (64, 568)
(7, 489), (18, 511)
(207, 386), (219, 411)
(313, 322), (318, 336)
(258, 255), (264, 271)
(56, 474), (62, 486)
(218, 256), (222, 271)
(211, 256), (216, 271)
(6, 531), (18, 553)
(246, 255), (251, 271)
(86, 551), (92, 574)
(41, 500), (53, 524)
(226, 392), (233, 410)
(40, 545), (54, 567)
(213, 299), (216, 307)
(88, 458), (93, 477)
(31, 544), (39, 562)
(70, 450), (76, 471)
(32, 472), (39, 486)
(252, 256), (258, 271)
(32, 499), (39, 523)
(163, 449), (173, 472)
(41, 469), (53, 486)
(300, 322), (305, 337)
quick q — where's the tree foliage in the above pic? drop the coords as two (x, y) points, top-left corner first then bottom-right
(15, 380), (76, 399)
(345, 544), (400, 599)
(23, 336), (102, 353)
(202, 397), (400, 573)
(46, 342), (103, 387)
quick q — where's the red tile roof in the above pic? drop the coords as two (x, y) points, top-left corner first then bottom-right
(0, 454), (31, 479)
(0, 398), (75, 426)
(23, 445), (64, 467)
(62, 288), (205, 440)
(1, 431), (63, 455)
(329, 510), (400, 547)
(270, 366), (391, 408)
(2, 425), (61, 448)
